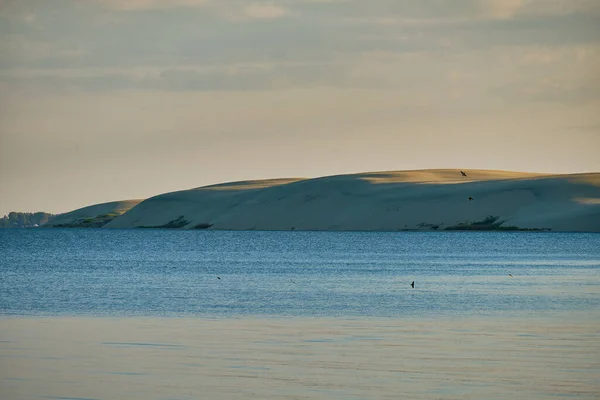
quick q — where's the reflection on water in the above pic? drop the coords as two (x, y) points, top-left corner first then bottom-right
(1, 315), (599, 400)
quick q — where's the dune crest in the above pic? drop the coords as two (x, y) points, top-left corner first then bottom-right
(100, 169), (600, 232)
(357, 169), (548, 185)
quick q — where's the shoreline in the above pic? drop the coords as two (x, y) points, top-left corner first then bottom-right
(23, 227), (600, 233)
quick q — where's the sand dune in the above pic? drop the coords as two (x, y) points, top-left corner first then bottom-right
(46, 199), (143, 228)
(103, 169), (600, 232)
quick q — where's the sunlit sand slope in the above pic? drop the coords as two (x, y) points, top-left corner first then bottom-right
(104, 170), (600, 232)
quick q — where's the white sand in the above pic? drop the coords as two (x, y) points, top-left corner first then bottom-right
(1, 314), (599, 399)
(103, 169), (600, 231)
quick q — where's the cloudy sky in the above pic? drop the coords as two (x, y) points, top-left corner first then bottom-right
(1, 0), (599, 214)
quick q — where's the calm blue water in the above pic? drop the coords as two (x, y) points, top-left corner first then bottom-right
(1, 229), (599, 317)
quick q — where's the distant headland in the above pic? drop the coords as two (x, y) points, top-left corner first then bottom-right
(10, 169), (600, 232)
(0, 212), (56, 228)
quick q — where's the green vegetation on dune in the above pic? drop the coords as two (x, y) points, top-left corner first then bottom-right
(443, 216), (550, 231)
(136, 216), (213, 229)
(51, 212), (122, 228)
(192, 222), (213, 230)
(137, 216), (191, 229)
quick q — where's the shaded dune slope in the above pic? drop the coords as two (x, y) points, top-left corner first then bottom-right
(104, 170), (600, 232)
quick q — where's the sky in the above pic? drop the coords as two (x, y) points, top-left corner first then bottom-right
(0, 0), (599, 215)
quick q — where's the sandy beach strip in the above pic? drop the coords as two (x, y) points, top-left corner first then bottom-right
(1, 313), (599, 400)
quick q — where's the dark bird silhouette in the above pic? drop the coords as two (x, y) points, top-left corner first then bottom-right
(217, 276), (221, 280)
(461, 171), (467, 177)
(411, 281), (415, 288)
(468, 196), (474, 201)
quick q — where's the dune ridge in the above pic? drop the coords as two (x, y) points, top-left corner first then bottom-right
(101, 169), (600, 232)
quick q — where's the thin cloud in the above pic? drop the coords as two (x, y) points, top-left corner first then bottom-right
(241, 4), (291, 19)
(480, 0), (527, 19)
(87, 0), (291, 20)
(214, 2), (292, 21)
(86, 0), (210, 11)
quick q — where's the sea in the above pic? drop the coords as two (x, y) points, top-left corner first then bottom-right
(2, 229), (600, 399)
(1, 229), (599, 317)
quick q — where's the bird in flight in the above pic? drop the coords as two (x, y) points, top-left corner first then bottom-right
(468, 196), (474, 201)
(411, 281), (415, 288)
(461, 171), (467, 177)
(508, 274), (513, 278)
(217, 276), (221, 280)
